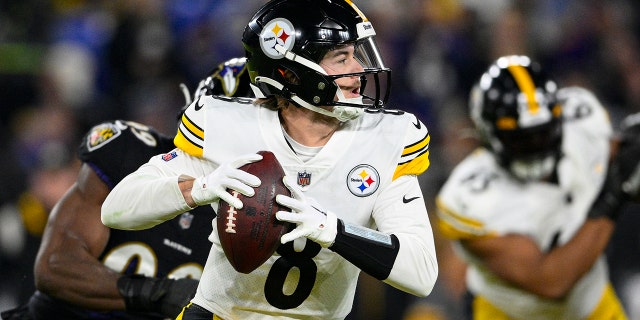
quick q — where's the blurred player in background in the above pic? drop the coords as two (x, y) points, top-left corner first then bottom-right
(436, 55), (640, 319)
(0, 57), (250, 320)
(101, 0), (439, 318)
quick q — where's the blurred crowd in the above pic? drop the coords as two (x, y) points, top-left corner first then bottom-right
(1, 0), (640, 319)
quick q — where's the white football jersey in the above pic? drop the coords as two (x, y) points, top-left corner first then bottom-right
(437, 87), (613, 319)
(160, 95), (436, 319)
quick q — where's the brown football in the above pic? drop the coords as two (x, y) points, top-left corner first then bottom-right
(217, 150), (292, 273)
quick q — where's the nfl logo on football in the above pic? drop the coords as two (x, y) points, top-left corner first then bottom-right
(297, 171), (311, 187)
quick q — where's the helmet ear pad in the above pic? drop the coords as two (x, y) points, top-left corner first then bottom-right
(249, 58), (340, 107)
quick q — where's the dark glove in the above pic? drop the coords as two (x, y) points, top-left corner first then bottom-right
(117, 274), (198, 318)
(618, 113), (640, 202)
(1, 303), (30, 320)
(588, 113), (640, 220)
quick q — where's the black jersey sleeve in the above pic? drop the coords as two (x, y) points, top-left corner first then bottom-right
(77, 120), (175, 189)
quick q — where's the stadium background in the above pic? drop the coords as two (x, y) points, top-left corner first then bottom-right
(1, 0), (639, 319)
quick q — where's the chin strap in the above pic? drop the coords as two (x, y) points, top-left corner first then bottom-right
(254, 76), (364, 122)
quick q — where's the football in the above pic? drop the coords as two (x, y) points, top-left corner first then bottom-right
(217, 150), (292, 273)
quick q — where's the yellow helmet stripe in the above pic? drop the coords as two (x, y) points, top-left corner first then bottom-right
(507, 64), (539, 114)
(344, 0), (368, 21)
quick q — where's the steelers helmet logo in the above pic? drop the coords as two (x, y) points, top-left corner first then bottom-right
(347, 164), (380, 197)
(259, 18), (295, 59)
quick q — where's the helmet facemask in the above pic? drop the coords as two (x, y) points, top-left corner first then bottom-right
(494, 118), (563, 182)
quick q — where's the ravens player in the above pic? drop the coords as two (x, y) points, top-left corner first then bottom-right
(180, 57), (252, 108)
(0, 57), (250, 320)
(102, 0), (438, 319)
(436, 55), (640, 319)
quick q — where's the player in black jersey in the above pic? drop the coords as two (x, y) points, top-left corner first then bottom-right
(1, 57), (250, 320)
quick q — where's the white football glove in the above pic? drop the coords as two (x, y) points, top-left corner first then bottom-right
(190, 153), (263, 208)
(276, 177), (338, 248)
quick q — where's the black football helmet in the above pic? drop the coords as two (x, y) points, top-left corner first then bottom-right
(178, 57), (252, 121)
(204, 57), (252, 98)
(242, 0), (391, 121)
(470, 55), (562, 181)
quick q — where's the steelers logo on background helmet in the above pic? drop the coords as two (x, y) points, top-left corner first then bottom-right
(259, 18), (296, 59)
(347, 164), (380, 197)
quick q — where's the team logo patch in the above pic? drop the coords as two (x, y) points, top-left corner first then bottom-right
(347, 164), (380, 197)
(297, 171), (311, 187)
(87, 123), (121, 151)
(162, 151), (178, 161)
(218, 59), (247, 96)
(179, 212), (194, 229)
(259, 18), (295, 59)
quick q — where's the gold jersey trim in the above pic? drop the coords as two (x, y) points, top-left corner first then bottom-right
(436, 196), (494, 240)
(393, 133), (430, 179)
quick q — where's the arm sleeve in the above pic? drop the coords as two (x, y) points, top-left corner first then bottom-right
(330, 220), (400, 280)
(101, 149), (213, 230)
(375, 175), (438, 297)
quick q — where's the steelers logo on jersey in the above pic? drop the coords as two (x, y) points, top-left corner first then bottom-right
(87, 123), (121, 151)
(347, 164), (380, 197)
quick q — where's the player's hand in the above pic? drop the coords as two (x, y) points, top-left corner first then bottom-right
(117, 274), (199, 318)
(190, 153), (262, 208)
(617, 113), (640, 202)
(588, 113), (640, 220)
(276, 176), (338, 248)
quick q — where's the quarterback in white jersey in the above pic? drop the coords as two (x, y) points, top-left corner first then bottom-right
(436, 56), (628, 319)
(102, 0), (438, 319)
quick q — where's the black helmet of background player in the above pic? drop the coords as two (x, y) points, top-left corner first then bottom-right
(241, 0), (391, 121)
(177, 57), (251, 121)
(203, 57), (252, 98)
(470, 55), (562, 181)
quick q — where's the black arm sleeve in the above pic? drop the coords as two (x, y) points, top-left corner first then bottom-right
(329, 220), (400, 280)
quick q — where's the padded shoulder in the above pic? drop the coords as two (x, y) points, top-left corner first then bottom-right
(392, 112), (431, 180)
(78, 120), (174, 188)
(174, 95), (255, 158)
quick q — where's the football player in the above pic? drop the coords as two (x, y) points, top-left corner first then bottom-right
(101, 0), (439, 319)
(436, 55), (640, 319)
(0, 57), (250, 320)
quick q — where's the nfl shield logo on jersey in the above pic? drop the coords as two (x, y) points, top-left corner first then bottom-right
(162, 151), (178, 162)
(297, 171), (311, 187)
(179, 212), (194, 229)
